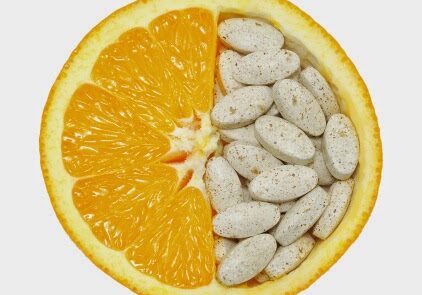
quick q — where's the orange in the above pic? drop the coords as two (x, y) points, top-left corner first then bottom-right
(40, 0), (382, 294)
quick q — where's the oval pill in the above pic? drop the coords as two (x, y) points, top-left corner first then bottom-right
(249, 165), (318, 203)
(219, 124), (260, 146)
(255, 115), (315, 165)
(218, 50), (244, 93)
(205, 157), (243, 213)
(214, 237), (237, 263)
(217, 234), (277, 286)
(233, 49), (300, 85)
(224, 141), (283, 180)
(273, 79), (326, 136)
(274, 186), (330, 246)
(322, 114), (359, 180)
(218, 18), (284, 54)
(213, 202), (281, 239)
(279, 201), (296, 213)
(211, 86), (273, 129)
(308, 150), (336, 186)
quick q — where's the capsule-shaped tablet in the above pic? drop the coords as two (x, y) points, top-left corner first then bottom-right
(219, 124), (260, 146)
(274, 187), (330, 246)
(205, 157), (243, 213)
(255, 115), (315, 165)
(265, 234), (315, 279)
(308, 150), (336, 186)
(299, 66), (340, 119)
(217, 234), (277, 286)
(268, 214), (285, 237)
(213, 202), (281, 239)
(218, 18), (284, 54)
(249, 165), (318, 203)
(273, 79), (326, 136)
(218, 50), (244, 94)
(224, 141), (283, 180)
(211, 86), (273, 129)
(214, 237), (237, 263)
(313, 179), (354, 239)
(265, 104), (280, 116)
(322, 114), (359, 180)
(279, 201), (296, 213)
(233, 49), (300, 85)
(214, 79), (224, 104)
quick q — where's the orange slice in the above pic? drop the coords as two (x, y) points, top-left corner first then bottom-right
(40, 0), (382, 294)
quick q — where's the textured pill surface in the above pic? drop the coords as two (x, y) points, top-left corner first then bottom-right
(265, 234), (315, 279)
(323, 114), (359, 180)
(255, 115), (315, 165)
(214, 79), (224, 104)
(218, 50), (244, 94)
(249, 165), (318, 203)
(218, 18), (284, 54)
(217, 234), (277, 286)
(213, 202), (281, 239)
(279, 201), (296, 213)
(273, 79), (326, 136)
(219, 124), (260, 146)
(308, 150), (336, 186)
(205, 157), (243, 213)
(224, 141), (283, 180)
(211, 86), (273, 129)
(299, 66), (340, 119)
(214, 237), (237, 263)
(310, 136), (323, 150)
(265, 104), (280, 116)
(275, 186), (330, 246)
(313, 179), (354, 239)
(233, 49), (300, 85)
(242, 186), (253, 202)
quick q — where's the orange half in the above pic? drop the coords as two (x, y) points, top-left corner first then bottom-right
(40, 0), (382, 294)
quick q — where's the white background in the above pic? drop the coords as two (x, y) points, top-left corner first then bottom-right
(0, 0), (420, 294)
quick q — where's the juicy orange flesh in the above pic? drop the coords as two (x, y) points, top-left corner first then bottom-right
(62, 8), (217, 288)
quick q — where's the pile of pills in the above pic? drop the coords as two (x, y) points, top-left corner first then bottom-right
(206, 18), (359, 286)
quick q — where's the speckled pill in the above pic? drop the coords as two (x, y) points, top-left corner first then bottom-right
(310, 136), (323, 150)
(299, 66), (340, 119)
(217, 234), (277, 286)
(254, 115), (315, 165)
(218, 18), (284, 54)
(273, 79), (326, 136)
(218, 50), (244, 93)
(205, 157), (243, 213)
(322, 114), (359, 180)
(268, 214), (285, 237)
(219, 124), (260, 146)
(279, 201), (296, 213)
(308, 150), (336, 186)
(242, 186), (253, 202)
(265, 234), (315, 279)
(214, 79), (224, 104)
(213, 202), (281, 239)
(265, 104), (280, 116)
(313, 179), (354, 239)
(233, 49), (300, 85)
(224, 141), (283, 180)
(249, 165), (318, 203)
(214, 237), (237, 263)
(274, 186), (330, 246)
(211, 86), (273, 129)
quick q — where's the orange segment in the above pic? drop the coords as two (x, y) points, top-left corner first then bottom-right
(127, 187), (215, 288)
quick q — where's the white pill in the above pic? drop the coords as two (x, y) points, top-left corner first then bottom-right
(299, 66), (340, 119)
(213, 202), (281, 239)
(255, 115), (315, 165)
(265, 234), (315, 279)
(310, 136), (323, 150)
(218, 50), (244, 94)
(211, 86), (273, 129)
(205, 157), (243, 213)
(214, 79), (224, 104)
(273, 79), (326, 136)
(233, 49), (300, 85)
(224, 141), (283, 180)
(308, 150), (336, 186)
(218, 18), (284, 54)
(322, 114), (359, 180)
(313, 179), (354, 239)
(217, 234), (277, 286)
(219, 124), (260, 146)
(279, 201), (296, 213)
(214, 237), (237, 263)
(249, 165), (318, 203)
(268, 214), (285, 237)
(265, 104), (280, 116)
(242, 186), (253, 202)
(255, 272), (270, 283)
(274, 187), (330, 246)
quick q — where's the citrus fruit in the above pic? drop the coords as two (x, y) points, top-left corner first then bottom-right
(40, 0), (382, 294)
